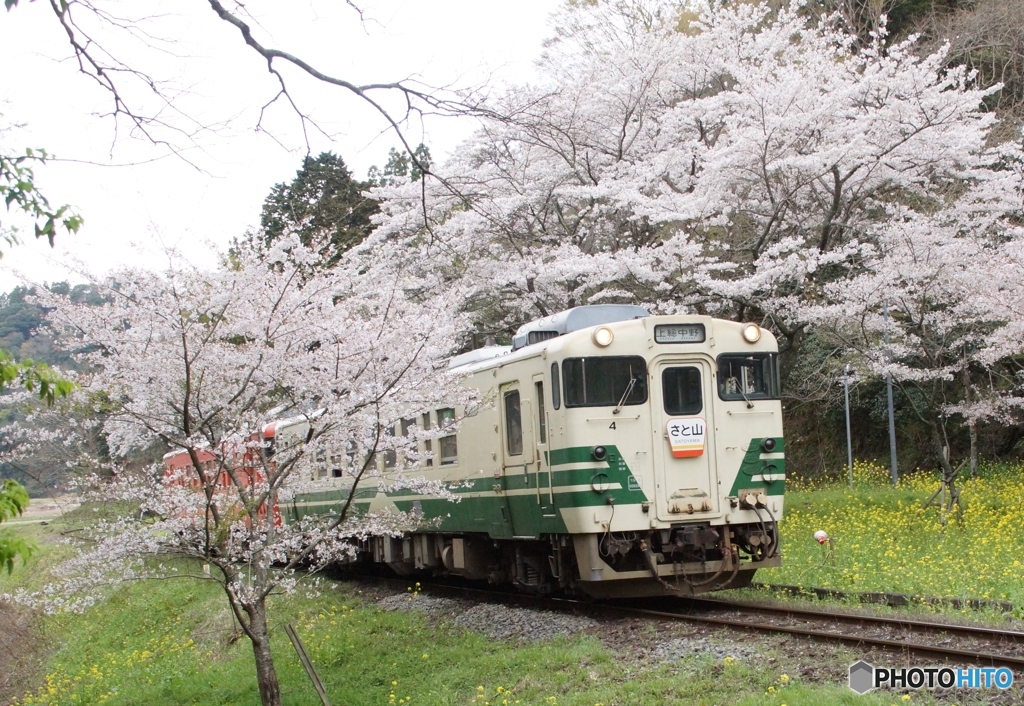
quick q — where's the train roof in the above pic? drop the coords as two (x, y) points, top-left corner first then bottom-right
(448, 305), (652, 374)
(446, 346), (511, 370)
(446, 306), (776, 375)
(511, 305), (649, 352)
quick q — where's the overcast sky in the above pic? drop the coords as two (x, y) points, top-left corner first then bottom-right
(0, 0), (554, 290)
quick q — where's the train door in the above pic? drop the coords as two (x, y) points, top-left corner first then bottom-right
(651, 359), (720, 522)
(499, 381), (541, 538)
(531, 373), (557, 520)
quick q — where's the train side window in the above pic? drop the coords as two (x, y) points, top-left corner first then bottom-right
(535, 381), (547, 444)
(384, 425), (397, 469)
(340, 442), (356, 477)
(421, 412), (433, 466)
(662, 367), (703, 416)
(717, 353), (780, 401)
(504, 391), (523, 456)
(551, 363), (561, 410)
(437, 408), (458, 464)
(400, 418), (417, 468)
(563, 356), (648, 407)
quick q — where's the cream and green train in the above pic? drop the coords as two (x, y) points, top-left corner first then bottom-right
(285, 305), (785, 598)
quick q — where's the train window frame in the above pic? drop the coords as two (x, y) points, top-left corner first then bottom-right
(662, 366), (703, 416)
(716, 353), (780, 401)
(562, 356), (648, 408)
(397, 417), (417, 468)
(437, 407), (458, 465)
(384, 425), (397, 469)
(504, 390), (524, 456)
(421, 412), (433, 466)
(535, 381), (547, 444)
(551, 362), (561, 410)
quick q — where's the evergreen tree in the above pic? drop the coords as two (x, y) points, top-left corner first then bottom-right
(367, 144), (432, 187)
(259, 152), (378, 268)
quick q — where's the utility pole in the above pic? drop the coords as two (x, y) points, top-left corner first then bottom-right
(844, 363), (853, 488)
(884, 304), (899, 486)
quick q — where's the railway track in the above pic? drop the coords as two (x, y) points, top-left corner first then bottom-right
(629, 596), (1024, 669)
(368, 574), (1024, 669)
(750, 582), (1016, 613)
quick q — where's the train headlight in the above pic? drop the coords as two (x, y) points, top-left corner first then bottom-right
(741, 323), (761, 343)
(762, 438), (777, 452)
(591, 446), (608, 461)
(592, 326), (614, 347)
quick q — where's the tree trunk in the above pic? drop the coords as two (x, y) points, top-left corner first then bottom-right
(962, 362), (978, 479)
(930, 423), (953, 478)
(969, 419), (978, 479)
(249, 599), (282, 706)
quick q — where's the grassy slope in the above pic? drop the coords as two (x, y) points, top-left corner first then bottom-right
(5, 573), (901, 706)
(8, 464), (1024, 704)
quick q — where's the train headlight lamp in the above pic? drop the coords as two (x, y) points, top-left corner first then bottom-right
(592, 326), (614, 347)
(762, 438), (777, 452)
(741, 323), (761, 343)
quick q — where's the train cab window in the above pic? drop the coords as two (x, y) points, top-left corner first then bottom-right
(717, 353), (780, 401)
(437, 408), (458, 464)
(551, 363), (561, 410)
(504, 391), (523, 456)
(662, 367), (703, 416)
(535, 381), (547, 444)
(563, 356), (648, 408)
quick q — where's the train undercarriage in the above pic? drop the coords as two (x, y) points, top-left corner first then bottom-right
(363, 520), (780, 599)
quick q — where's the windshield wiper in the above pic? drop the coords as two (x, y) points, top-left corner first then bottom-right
(613, 376), (638, 415)
(727, 376), (754, 409)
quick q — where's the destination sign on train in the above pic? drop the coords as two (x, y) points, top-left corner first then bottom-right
(654, 324), (705, 344)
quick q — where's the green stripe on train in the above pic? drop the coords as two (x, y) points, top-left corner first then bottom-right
(727, 437), (785, 497)
(287, 439), (783, 530)
(285, 444), (649, 538)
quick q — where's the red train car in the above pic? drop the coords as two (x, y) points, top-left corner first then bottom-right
(162, 438), (282, 527)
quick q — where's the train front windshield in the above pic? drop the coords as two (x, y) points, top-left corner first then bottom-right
(563, 356), (647, 407)
(717, 353), (780, 400)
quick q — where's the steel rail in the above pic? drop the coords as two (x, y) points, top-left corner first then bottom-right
(614, 602), (1024, 670)
(366, 575), (1024, 669)
(676, 596), (1024, 644)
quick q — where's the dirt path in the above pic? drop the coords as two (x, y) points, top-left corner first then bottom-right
(5, 495), (79, 525)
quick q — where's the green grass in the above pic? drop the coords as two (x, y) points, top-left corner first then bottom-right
(758, 460), (1024, 614)
(6, 571), (915, 706)
(6, 467), (1024, 704)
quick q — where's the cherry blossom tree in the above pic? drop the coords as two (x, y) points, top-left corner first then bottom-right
(801, 193), (1024, 477)
(363, 0), (1024, 468)
(5, 237), (469, 706)
(367, 0), (1020, 347)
